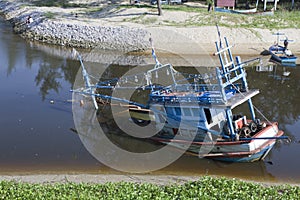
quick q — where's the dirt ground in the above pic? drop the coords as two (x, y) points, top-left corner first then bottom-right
(0, 174), (203, 185)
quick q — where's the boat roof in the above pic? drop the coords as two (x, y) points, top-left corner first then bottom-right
(153, 89), (259, 109)
(220, 89), (259, 109)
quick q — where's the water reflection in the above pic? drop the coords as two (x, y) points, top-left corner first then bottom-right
(34, 57), (79, 100)
(245, 61), (300, 182)
(256, 60), (297, 81)
(0, 17), (97, 173)
(0, 20), (78, 99)
(247, 63), (300, 141)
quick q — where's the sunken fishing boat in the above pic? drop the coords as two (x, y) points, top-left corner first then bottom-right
(72, 31), (287, 162)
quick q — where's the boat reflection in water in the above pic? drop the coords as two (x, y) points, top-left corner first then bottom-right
(256, 59), (298, 82)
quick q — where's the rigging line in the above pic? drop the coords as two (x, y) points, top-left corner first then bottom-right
(89, 74), (101, 82)
(216, 24), (222, 49)
(229, 82), (278, 131)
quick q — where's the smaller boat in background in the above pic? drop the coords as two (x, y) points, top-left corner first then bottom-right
(215, 7), (274, 15)
(215, 0), (274, 16)
(268, 33), (297, 63)
(214, 6), (257, 14)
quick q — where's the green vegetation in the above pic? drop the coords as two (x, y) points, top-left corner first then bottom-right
(29, 0), (87, 8)
(118, 3), (300, 29)
(0, 176), (299, 199)
(43, 11), (56, 19)
(25, 0), (300, 29)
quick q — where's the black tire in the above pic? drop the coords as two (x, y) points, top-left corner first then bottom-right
(239, 127), (251, 138)
(249, 122), (258, 133)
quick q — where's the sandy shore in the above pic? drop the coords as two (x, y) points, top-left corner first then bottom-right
(1, 0), (300, 56)
(0, 174), (202, 185)
(2, 173), (299, 187)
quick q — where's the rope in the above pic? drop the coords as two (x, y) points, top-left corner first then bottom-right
(229, 81), (279, 133)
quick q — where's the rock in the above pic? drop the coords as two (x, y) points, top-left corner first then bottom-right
(0, 1), (151, 52)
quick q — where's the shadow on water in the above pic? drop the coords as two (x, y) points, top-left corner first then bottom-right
(1, 17), (300, 183)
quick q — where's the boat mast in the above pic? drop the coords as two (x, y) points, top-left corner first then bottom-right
(236, 56), (256, 121)
(214, 29), (257, 139)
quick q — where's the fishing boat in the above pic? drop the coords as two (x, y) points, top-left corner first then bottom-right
(72, 31), (287, 162)
(269, 33), (297, 63)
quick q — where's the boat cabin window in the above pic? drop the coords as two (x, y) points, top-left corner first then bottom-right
(174, 107), (181, 116)
(191, 108), (201, 117)
(182, 108), (192, 116)
(204, 108), (212, 124)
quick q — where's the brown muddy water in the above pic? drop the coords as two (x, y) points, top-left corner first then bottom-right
(1, 17), (300, 184)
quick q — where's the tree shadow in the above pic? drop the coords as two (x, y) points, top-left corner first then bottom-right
(83, 3), (158, 19)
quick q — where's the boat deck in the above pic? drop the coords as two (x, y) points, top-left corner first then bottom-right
(221, 89), (259, 109)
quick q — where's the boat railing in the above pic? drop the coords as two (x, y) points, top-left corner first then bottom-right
(214, 37), (250, 102)
(150, 82), (238, 104)
(150, 91), (225, 104)
(171, 83), (219, 93)
(217, 64), (246, 90)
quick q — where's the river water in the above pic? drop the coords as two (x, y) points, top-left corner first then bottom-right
(1, 17), (300, 184)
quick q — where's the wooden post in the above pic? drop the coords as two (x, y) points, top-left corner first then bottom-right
(157, 0), (162, 16)
(274, 0), (278, 11)
(264, 0), (279, 11)
(264, 0), (267, 11)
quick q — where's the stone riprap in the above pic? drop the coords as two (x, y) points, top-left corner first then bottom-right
(0, 0), (150, 51)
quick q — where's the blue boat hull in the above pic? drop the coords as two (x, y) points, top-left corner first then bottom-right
(211, 144), (274, 162)
(269, 45), (297, 63)
(271, 53), (297, 63)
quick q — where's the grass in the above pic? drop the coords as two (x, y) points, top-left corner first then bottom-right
(118, 3), (300, 29)
(29, 0), (87, 8)
(43, 11), (56, 19)
(25, 0), (300, 29)
(0, 176), (299, 199)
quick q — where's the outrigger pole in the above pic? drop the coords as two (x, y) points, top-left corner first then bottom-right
(72, 49), (98, 110)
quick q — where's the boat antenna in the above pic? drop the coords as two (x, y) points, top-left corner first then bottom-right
(273, 32), (284, 45)
(149, 37), (160, 67)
